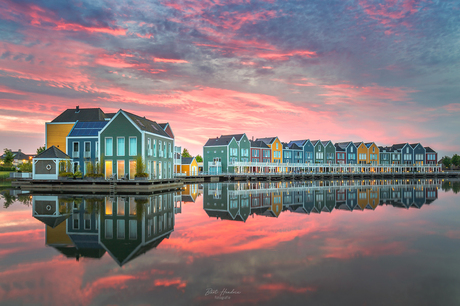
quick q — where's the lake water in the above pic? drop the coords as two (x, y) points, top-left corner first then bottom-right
(0, 179), (459, 305)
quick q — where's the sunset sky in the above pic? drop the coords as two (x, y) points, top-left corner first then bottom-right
(0, 0), (459, 157)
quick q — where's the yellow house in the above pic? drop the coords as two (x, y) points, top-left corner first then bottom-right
(357, 188), (367, 210)
(365, 142), (380, 165)
(46, 106), (109, 154)
(176, 157), (198, 176)
(355, 142), (368, 165)
(366, 189), (380, 210)
(256, 137), (282, 163)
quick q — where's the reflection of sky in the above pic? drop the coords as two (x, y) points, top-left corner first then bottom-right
(0, 188), (459, 305)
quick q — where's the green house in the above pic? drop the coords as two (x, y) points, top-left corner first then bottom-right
(99, 110), (174, 180)
(203, 134), (250, 174)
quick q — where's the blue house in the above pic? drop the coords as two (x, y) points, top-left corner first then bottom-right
(335, 141), (357, 164)
(282, 142), (303, 163)
(288, 139), (315, 164)
(410, 143), (426, 165)
(66, 121), (108, 174)
(392, 143), (414, 165)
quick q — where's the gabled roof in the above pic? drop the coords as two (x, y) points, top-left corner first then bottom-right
(123, 111), (172, 138)
(311, 140), (321, 146)
(2, 150), (34, 160)
(424, 146), (435, 153)
(51, 107), (107, 122)
(256, 137), (278, 145)
(289, 143), (302, 150)
(364, 142), (375, 148)
(221, 134), (245, 142)
(33, 215), (70, 228)
(204, 136), (235, 146)
(354, 141), (364, 147)
(159, 123), (174, 139)
(321, 140), (332, 147)
(250, 140), (270, 148)
(181, 157), (195, 165)
(288, 140), (309, 147)
(334, 144), (345, 152)
(335, 141), (355, 149)
(34, 146), (70, 159)
(410, 143), (423, 149)
(282, 142), (289, 149)
(392, 143), (409, 150)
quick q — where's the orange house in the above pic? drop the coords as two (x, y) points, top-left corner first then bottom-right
(365, 142), (380, 165)
(355, 142), (368, 165)
(256, 137), (282, 163)
(176, 157), (199, 176)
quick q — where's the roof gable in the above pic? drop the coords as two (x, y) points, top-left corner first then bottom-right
(51, 107), (107, 123)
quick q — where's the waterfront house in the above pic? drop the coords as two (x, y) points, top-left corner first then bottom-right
(365, 142), (379, 164)
(282, 142), (302, 164)
(204, 133), (250, 174)
(66, 121), (108, 174)
(334, 144), (346, 164)
(250, 140), (271, 163)
(288, 139), (315, 164)
(32, 195), (71, 228)
(335, 141), (357, 164)
(392, 143), (413, 165)
(46, 106), (110, 154)
(99, 109), (174, 180)
(311, 140), (324, 163)
(32, 146), (70, 180)
(355, 142), (367, 164)
(424, 147), (437, 165)
(410, 143), (426, 165)
(1, 149), (33, 166)
(176, 157), (198, 176)
(322, 141), (336, 164)
(256, 137), (282, 163)
(379, 146), (391, 165)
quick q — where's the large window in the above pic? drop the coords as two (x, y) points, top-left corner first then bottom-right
(153, 139), (157, 157)
(117, 137), (125, 156)
(73, 142), (79, 158)
(84, 142), (91, 158)
(252, 150), (259, 157)
(129, 137), (137, 156)
(105, 138), (113, 156)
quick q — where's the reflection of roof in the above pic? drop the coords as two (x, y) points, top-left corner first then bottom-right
(34, 146), (70, 159)
(52, 107), (107, 122)
(68, 121), (108, 137)
(34, 215), (70, 228)
(181, 195), (195, 203)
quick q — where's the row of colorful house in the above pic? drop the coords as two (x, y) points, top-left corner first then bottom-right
(203, 134), (438, 174)
(36, 106), (176, 180)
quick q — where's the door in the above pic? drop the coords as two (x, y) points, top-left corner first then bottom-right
(129, 160), (136, 180)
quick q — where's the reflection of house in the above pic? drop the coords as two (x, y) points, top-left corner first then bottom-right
(32, 196), (71, 228)
(99, 194), (175, 266)
(182, 184), (199, 203)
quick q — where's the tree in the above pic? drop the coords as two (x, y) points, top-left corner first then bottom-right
(442, 156), (452, 169)
(36, 145), (46, 154)
(3, 149), (14, 166)
(452, 154), (460, 167)
(196, 155), (203, 162)
(182, 148), (192, 158)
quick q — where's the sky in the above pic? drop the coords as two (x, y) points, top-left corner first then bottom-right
(0, 0), (459, 157)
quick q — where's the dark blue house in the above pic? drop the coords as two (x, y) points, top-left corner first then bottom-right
(410, 143), (426, 165)
(66, 121), (108, 174)
(392, 143), (414, 165)
(288, 139), (314, 164)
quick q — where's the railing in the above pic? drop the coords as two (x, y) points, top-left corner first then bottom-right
(10, 172), (32, 179)
(72, 152), (79, 158)
(84, 152), (91, 158)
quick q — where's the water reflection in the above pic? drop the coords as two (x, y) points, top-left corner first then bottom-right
(32, 193), (180, 266)
(203, 179), (441, 221)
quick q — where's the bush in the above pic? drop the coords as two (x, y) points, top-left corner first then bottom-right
(18, 162), (32, 172)
(0, 166), (15, 171)
(135, 172), (148, 178)
(74, 171), (82, 178)
(59, 172), (74, 177)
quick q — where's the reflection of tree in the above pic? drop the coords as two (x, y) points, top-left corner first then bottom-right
(16, 194), (31, 206)
(452, 182), (460, 194)
(441, 181), (452, 192)
(2, 191), (15, 208)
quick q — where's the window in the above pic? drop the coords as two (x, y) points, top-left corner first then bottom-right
(117, 199), (125, 216)
(159, 141), (163, 157)
(169, 143), (172, 158)
(306, 152), (312, 160)
(73, 214), (79, 229)
(129, 137), (137, 156)
(147, 139), (151, 156)
(105, 138), (113, 156)
(95, 141), (98, 158)
(105, 220), (113, 239)
(84, 142), (91, 158)
(252, 150), (259, 157)
(117, 137), (125, 156)
(351, 147), (354, 152)
(73, 142), (79, 158)
(276, 142), (279, 149)
(153, 140), (157, 157)
(129, 220), (137, 239)
(105, 199), (113, 215)
(263, 150), (270, 158)
(117, 220), (125, 239)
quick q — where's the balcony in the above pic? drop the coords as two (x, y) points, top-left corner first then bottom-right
(148, 149), (152, 156)
(84, 152), (91, 158)
(72, 151), (79, 158)
(159, 151), (163, 157)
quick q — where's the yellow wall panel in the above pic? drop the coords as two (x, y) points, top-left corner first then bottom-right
(46, 123), (74, 154)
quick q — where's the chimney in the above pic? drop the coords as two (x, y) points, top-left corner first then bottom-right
(18, 149), (21, 153)
(252, 136), (254, 141)
(76, 106), (80, 113)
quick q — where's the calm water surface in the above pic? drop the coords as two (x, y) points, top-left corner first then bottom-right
(0, 180), (459, 306)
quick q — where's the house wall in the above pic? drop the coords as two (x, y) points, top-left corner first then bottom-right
(357, 143), (367, 164)
(67, 137), (98, 175)
(412, 144), (426, 165)
(304, 141), (314, 164)
(204, 146), (227, 174)
(346, 144), (357, 164)
(367, 143), (379, 164)
(314, 142), (325, 163)
(324, 142), (336, 164)
(271, 138), (282, 163)
(46, 123), (75, 153)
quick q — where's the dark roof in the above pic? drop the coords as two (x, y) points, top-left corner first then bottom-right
(288, 143), (302, 150)
(410, 143), (423, 149)
(424, 146), (435, 153)
(105, 113), (116, 118)
(34, 215), (70, 228)
(256, 137), (278, 145)
(321, 140), (331, 146)
(282, 142), (289, 149)
(123, 111), (172, 138)
(250, 140), (270, 148)
(364, 142), (374, 148)
(68, 121), (108, 137)
(334, 144), (345, 152)
(288, 140), (309, 147)
(392, 143), (409, 150)
(354, 141), (363, 147)
(181, 157), (195, 165)
(181, 195), (195, 203)
(204, 136), (235, 146)
(34, 146), (70, 159)
(158, 123), (167, 129)
(2, 150), (34, 160)
(51, 107), (107, 122)
(311, 140), (320, 146)
(221, 134), (245, 142)
(335, 141), (354, 149)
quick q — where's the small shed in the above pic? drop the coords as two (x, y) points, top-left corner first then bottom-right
(33, 146), (70, 180)
(176, 157), (198, 176)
